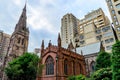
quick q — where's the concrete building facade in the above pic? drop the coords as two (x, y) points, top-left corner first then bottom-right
(106, 0), (120, 40)
(61, 13), (78, 47)
(75, 8), (116, 52)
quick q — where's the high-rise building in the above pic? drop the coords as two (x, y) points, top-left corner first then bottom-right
(74, 8), (116, 52)
(106, 0), (120, 40)
(61, 13), (78, 47)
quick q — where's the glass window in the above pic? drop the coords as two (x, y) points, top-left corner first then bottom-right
(79, 35), (84, 40)
(96, 29), (101, 34)
(79, 64), (82, 74)
(117, 27), (120, 31)
(116, 21), (119, 25)
(105, 38), (114, 43)
(112, 10), (115, 14)
(80, 40), (85, 44)
(106, 45), (112, 50)
(64, 60), (68, 75)
(90, 61), (95, 73)
(114, 0), (118, 2)
(46, 56), (54, 75)
(96, 35), (102, 40)
(116, 3), (120, 8)
(18, 37), (21, 44)
(118, 11), (120, 15)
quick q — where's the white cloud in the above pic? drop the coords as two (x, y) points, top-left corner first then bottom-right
(27, 4), (58, 34)
(12, 0), (23, 6)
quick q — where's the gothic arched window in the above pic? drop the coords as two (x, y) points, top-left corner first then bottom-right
(18, 37), (21, 44)
(45, 56), (54, 75)
(22, 39), (24, 45)
(64, 59), (68, 75)
(73, 61), (75, 75)
(79, 63), (82, 74)
(90, 61), (95, 73)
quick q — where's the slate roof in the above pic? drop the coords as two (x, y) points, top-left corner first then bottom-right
(75, 42), (101, 55)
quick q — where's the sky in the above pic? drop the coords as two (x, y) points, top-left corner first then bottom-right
(0, 0), (111, 52)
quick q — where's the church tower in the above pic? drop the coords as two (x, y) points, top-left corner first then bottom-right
(7, 4), (29, 61)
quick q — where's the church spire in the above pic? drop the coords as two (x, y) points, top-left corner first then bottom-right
(15, 3), (27, 32)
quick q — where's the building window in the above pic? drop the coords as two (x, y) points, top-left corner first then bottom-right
(105, 38), (114, 44)
(106, 45), (112, 50)
(18, 37), (21, 44)
(96, 35), (102, 40)
(96, 29), (101, 34)
(117, 27), (120, 31)
(80, 40), (85, 45)
(22, 39), (24, 45)
(45, 56), (54, 75)
(73, 61), (75, 75)
(116, 21), (119, 25)
(114, 0), (118, 2)
(118, 11), (120, 15)
(64, 59), (68, 75)
(111, 5), (113, 9)
(79, 35), (84, 40)
(79, 63), (82, 74)
(90, 61), (95, 73)
(112, 10), (115, 14)
(116, 3), (120, 9)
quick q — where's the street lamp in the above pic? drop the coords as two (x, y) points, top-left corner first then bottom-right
(56, 55), (58, 80)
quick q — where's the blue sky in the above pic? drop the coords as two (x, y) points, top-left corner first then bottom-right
(0, 0), (111, 52)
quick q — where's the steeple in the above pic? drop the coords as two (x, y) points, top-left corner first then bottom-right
(41, 40), (44, 55)
(58, 33), (61, 47)
(15, 3), (27, 33)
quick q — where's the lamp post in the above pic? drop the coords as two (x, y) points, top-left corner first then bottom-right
(56, 55), (58, 80)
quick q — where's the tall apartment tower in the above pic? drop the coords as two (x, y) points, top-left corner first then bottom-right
(106, 0), (120, 40)
(7, 4), (29, 62)
(61, 13), (78, 47)
(75, 8), (116, 52)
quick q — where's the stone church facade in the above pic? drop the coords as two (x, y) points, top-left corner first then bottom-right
(2, 4), (29, 80)
(37, 34), (86, 80)
(6, 4), (29, 62)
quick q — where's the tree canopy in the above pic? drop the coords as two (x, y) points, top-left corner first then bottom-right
(112, 41), (120, 80)
(95, 51), (111, 70)
(5, 52), (42, 80)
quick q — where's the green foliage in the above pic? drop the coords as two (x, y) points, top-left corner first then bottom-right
(95, 51), (111, 70)
(5, 52), (42, 80)
(67, 74), (86, 80)
(68, 76), (76, 80)
(92, 68), (112, 80)
(112, 41), (120, 80)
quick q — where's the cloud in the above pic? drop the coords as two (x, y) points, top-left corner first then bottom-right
(27, 3), (58, 34)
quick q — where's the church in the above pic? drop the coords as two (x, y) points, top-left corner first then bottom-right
(37, 34), (86, 80)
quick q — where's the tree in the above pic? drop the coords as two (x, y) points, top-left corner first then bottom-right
(5, 52), (43, 80)
(95, 51), (111, 70)
(112, 41), (120, 80)
(92, 68), (112, 80)
(67, 74), (86, 80)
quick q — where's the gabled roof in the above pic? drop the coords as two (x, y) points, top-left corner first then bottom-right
(75, 42), (101, 55)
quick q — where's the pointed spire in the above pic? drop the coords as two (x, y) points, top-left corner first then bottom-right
(41, 40), (44, 56)
(68, 39), (74, 50)
(48, 40), (52, 47)
(100, 42), (105, 51)
(41, 40), (44, 49)
(58, 33), (61, 47)
(14, 3), (27, 33)
(81, 50), (83, 55)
